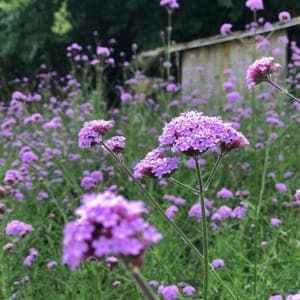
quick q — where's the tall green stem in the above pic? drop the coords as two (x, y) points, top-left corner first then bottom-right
(194, 156), (209, 300)
(166, 9), (172, 79)
(253, 140), (270, 298)
(102, 142), (238, 299)
(250, 10), (258, 141)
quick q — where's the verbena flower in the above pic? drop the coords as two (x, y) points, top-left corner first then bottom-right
(270, 218), (282, 227)
(104, 136), (126, 153)
(5, 220), (34, 236)
(62, 191), (162, 270)
(160, 0), (179, 10)
(246, 57), (281, 88)
(165, 205), (178, 219)
(158, 285), (179, 300)
(216, 188), (233, 199)
(24, 248), (38, 267)
(220, 23), (232, 36)
(245, 0), (264, 11)
(269, 295), (283, 300)
(211, 258), (225, 268)
(78, 120), (115, 148)
(275, 183), (287, 193)
(286, 292), (300, 300)
(96, 46), (110, 57)
(278, 11), (291, 22)
(133, 148), (180, 179)
(47, 261), (57, 269)
(182, 285), (196, 296)
(295, 190), (300, 201)
(3, 243), (14, 251)
(159, 111), (249, 155)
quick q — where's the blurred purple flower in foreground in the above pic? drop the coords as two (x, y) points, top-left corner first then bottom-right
(62, 191), (162, 270)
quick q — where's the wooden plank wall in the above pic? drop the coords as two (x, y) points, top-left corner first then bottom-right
(181, 29), (288, 101)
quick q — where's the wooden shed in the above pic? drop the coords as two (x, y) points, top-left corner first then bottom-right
(139, 17), (300, 96)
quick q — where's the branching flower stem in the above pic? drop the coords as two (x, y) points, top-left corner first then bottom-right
(168, 177), (199, 195)
(101, 142), (238, 300)
(204, 152), (226, 191)
(169, 152), (226, 194)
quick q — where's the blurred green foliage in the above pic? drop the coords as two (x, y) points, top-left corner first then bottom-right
(51, 1), (72, 35)
(0, 0), (300, 81)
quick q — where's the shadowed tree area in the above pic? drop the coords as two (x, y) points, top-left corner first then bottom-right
(0, 0), (299, 80)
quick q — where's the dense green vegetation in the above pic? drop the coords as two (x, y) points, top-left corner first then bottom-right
(1, 0), (300, 81)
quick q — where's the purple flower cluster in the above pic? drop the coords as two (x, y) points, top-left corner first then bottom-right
(160, 0), (179, 10)
(104, 136), (126, 153)
(96, 46), (110, 57)
(24, 248), (38, 266)
(278, 11), (291, 22)
(216, 188), (233, 199)
(247, 57), (281, 88)
(62, 191), (162, 270)
(5, 220), (34, 237)
(158, 285), (179, 300)
(78, 120), (115, 148)
(4, 169), (22, 185)
(158, 111), (249, 155)
(211, 258), (225, 269)
(80, 170), (103, 191)
(133, 148), (180, 179)
(245, 0), (264, 11)
(220, 23), (232, 36)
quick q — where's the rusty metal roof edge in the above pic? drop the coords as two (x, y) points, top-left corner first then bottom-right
(139, 16), (300, 58)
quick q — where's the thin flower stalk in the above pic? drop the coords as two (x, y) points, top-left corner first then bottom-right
(168, 177), (200, 195)
(204, 152), (226, 191)
(253, 137), (270, 298)
(122, 261), (158, 300)
(195, 157), (209, 300)
(266, 77), (300, 103)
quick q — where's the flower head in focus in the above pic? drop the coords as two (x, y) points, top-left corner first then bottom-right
(78, 120), (115, 148)
(134, 148), (180, 179)
(246, 57), (281, 89)
(159, 111), (249, 155)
